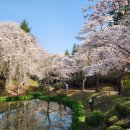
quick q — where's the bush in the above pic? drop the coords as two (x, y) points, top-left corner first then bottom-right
(105, 115), (119, 126)
(0, 96), (6, 101)
(107, 125), (124, 130)
(44, 86), (55, 93)
(6, 96), (20, 101)
(122, 85), (130, 96)
(6, 95), (33, 101)
(85, 111), (104, 126)
(31, 92), (43, 99)
(122, 78), (130, 96)
(115, 101), (130, 117)
(115, 118), (130, 129)
(53, 82), (64, 90)
(39, 85), (45, 91)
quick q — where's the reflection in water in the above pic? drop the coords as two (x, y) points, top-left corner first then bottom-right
(0, 100), (72, 130)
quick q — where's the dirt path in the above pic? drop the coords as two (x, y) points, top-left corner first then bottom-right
(64, 89), (118, 97)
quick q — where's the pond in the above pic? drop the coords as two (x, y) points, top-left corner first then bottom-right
(0, 100), (72, 130)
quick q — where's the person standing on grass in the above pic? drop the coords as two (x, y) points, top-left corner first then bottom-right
(65, 83), (69, 90)
(89, 97), (94, 112)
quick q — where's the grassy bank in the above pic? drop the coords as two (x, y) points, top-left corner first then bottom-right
(67, 90), (130, 130)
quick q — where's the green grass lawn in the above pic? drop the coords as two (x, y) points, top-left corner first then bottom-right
(67, 90), (130, 130)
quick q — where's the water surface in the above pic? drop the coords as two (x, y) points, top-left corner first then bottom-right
(0, 100), (72, 130)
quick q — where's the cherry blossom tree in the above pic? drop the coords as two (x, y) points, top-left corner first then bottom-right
(0, 21), (75, 93)
(40, 54), (74, 85)
(81, 0), (130, 28)
(75, 0), (130, 93)
(0, 22), (47, 90)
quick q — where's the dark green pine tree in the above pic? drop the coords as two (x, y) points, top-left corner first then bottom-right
(65, 49), (70, 57)
(71, 43), (79, 56)
(108, 10), (124, 25)
(20, 20), (31, 33)
(108, 3), (130, 26)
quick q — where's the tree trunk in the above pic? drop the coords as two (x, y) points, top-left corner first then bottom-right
(118, 68), (125, 95)
(59, 77), (62, 90)
(17, 86), (19, 96)
(127, 0), (130, 5)
(82, 77), (86, 92)
(47, 78), (50, 86)
(118, 79), (122, 95)
(95, 75), (100, 92)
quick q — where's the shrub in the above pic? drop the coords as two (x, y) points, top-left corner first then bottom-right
(39, 85), (45, 91)
(115, 101), (130, 117)
(106, 125), (124, 130)
(31, 92), (43, 99)
(44, 86), (55, 93)
(105, 115), (119, 126)
(6, 95), (33, 101)
(85, 111), (104, 126)
(115, 118), (130, 129)
(0, 96), (6, 101)
(6, 96), (20, 101)
(105, 108), (119, 125)
(53, 82), (64, 90)
(122, 86), (130, 96)
(122, 78), (130, 96)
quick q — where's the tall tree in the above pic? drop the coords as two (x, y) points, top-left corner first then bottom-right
(0, 22), (47, 86)
(65, 49), (70, 57)
(20, 20), (31, 33)
(71, 44), (79, 56)
(108, 1), (130, 25)
(79, 0), (130, 35)
(75, 0), (130, 94)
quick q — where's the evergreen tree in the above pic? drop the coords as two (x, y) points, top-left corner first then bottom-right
(20, 20), (31, 33)
(108, 3), (130, 26)
(65, 49), (70, 57)
(72, 44), (79, 55)
(109, 9), (124, 25)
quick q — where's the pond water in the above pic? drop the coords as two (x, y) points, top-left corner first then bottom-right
(0, 100), (72, 130)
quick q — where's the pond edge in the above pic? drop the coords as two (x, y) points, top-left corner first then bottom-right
(0, 93), (84, 130)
